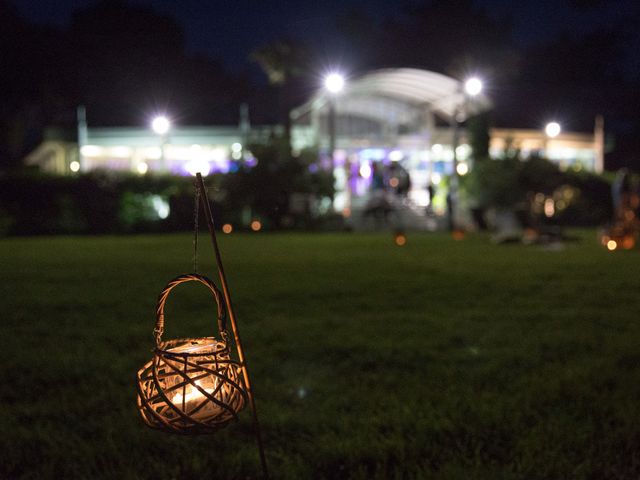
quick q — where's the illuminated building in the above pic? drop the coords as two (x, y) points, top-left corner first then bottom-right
(25, 68), (603, 215)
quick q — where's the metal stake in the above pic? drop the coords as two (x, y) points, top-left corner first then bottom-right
(195, 173), (269, 479)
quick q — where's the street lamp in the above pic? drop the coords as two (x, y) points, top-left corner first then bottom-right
(464, 77), (483, 97)
(449, 76), (483, 231)
(151, 115), (171, 171)
(152, 115), (171, 135)
(545, 121), (561, 138)
(324, 73), (345, 94)
(544, 121), (562, 160)
(543, 121), (561, 161)
(324, 73), (345, 160)
(323, 72), (347, 214)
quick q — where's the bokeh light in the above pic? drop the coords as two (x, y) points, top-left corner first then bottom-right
(136, 162), (148, 175)
(456, 162), (469, 176)
(545, 121), (561, 138)
(464, 77), (483, 96)
(324, 73), (345, 94)
(151, 115), (171, 135)
(394, 233), (407, 246)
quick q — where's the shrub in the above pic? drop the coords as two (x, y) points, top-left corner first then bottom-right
(465, 156), (612, 227)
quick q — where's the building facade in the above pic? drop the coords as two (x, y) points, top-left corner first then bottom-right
(25, 68), (603, 216)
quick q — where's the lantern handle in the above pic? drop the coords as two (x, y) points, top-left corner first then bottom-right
(153, 273), (227, 346)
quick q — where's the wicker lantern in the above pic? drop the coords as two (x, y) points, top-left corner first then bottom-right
(137, 273), (248, 434)
(135, 174), (269, 478)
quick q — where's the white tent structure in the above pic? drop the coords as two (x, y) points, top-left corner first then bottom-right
(292, 68), (490, 129)
(290, 68), (492, 216)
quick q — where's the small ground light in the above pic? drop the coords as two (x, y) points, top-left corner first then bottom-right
(452, 229), (465, 241)
(622, 235), (635, 250)
(222, 223), (233, 234)
(250, 220), (262, 232)
(394, 232), (407, 246)
(69, 160), (80, 172)
(607, 240), (618, 251)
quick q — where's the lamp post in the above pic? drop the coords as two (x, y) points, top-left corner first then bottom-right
(152, 115), (171, 172)
(544, 121), (561, 160)
(324, 73), (344, 160)
(449, 77), (483, 231)
(324, 73), (347, 213)
(545, 121), (561, 138)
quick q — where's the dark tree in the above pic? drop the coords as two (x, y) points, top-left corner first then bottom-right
(251, 39), (311, 140)
(69, 0), (246, 126)
(0, 0), (249, 171)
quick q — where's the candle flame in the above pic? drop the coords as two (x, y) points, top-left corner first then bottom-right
(172, 380), (215, 405)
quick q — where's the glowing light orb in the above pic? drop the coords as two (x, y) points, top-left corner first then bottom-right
(70, 160), (80, 172)
(359, 162), (372, 179)
(545, 121), (561, 138)
(222, 224), (233, 234)
(456, 163), (469, 176)
(151, 116), (171, 135)
(250, 220), (262, 232)
(607, 240), (617, 251)
(184, 158), (210, 177)
(544, 198), (555, 217)
(464, 77), (483, 97)
(324, 73), (345, 94)
(136, 162), (148, 175)
(388, 150), (403, 162)
(151, 195), (170, 219)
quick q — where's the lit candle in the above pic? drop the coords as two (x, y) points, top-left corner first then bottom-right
(172, 379), (215, 406)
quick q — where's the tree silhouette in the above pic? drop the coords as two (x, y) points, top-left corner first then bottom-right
(251, 39), (309, 140)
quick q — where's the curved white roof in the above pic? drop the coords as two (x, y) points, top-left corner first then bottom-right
(291, 68), (491, 123)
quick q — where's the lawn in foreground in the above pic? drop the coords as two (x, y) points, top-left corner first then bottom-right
(1, 231), (640, 479)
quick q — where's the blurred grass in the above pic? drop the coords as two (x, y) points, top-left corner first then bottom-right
(1, 231), (640, 479)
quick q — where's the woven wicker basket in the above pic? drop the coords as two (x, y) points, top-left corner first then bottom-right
(136, 274), (247, 434)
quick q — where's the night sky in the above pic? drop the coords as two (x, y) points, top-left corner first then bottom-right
(4, 0), (640, 168)
(11, 0), (639, 74)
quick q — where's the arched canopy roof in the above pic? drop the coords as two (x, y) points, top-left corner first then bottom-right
(291, 68), (491, 124)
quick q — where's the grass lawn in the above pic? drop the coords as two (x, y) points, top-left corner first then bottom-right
(2, 231), (640, 479)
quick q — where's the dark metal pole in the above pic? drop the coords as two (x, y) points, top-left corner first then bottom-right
(449, 86), (467, 232)
(449, 99), (461, 232)
(195, 173), (269, 480)
(328, 98), (336, 161)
